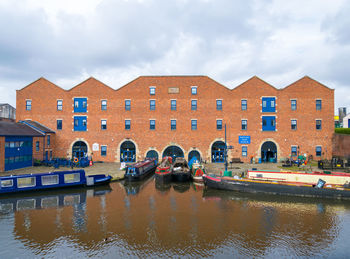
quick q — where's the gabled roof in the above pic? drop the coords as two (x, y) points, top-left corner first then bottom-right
(19, 120), (55, 134)
(283, 76), (334, 91)
(18, 77), (64, 92)
(0, 121), (44, 137)
(68, 77), (115, 92)
(232, 76), (277, 91)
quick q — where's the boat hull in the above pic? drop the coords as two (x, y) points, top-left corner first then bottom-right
(172, 172), (191, 182)
(191, 175), (204, 182)
(125, 166), (156, 182)
(203, 175), (350, 200)
(155, 172), (172, 184)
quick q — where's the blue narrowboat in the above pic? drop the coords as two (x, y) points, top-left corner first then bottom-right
(0, 170), (112, 194)
(124, 158), (157, 181)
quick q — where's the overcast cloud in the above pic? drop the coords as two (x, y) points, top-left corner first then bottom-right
(0, 0), (349, 112)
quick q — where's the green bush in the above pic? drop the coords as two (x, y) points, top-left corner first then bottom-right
(335, 128), (350, 134)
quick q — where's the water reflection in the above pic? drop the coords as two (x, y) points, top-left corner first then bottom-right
(0, 178), (349, 258)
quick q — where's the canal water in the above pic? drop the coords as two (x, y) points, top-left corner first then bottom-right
(1, 176), (350, 258)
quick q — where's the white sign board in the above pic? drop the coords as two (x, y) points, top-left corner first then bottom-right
(92, 143), (99, 151)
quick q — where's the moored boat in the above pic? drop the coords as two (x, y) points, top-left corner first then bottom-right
(124, 158), (157, 182)
(155, 156), (173, 184)
(203, 174), (350, 200)
(0, 170), (112, 194)
(172, 157), (191, 182)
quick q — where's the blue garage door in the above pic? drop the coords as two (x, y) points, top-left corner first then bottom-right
(5, 136), (33, 171)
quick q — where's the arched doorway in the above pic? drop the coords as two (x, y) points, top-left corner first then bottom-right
(162, 146), (184, 161)
(120, 141), (136, 163)
(188, 150), (201, 163)
(261, 141), (277, 163)
(146, 150), (158, 161)
(72, 141), (88, 159)
(211, 141), (225, 163)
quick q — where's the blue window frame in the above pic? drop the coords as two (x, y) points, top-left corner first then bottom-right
(191, 119), (197, 130)
(57, 100), (63, 111)
(262, 116), (276, 131)
(241, 120), (247, 130)
(101, 145), (107, 156)
(74, 98), (87, 113)
(316, 100), (322, 110)
(125, 120), (131, 130)
(241, 100), (247, 111)
(291, 100), (297, 111)
(216, 100), (222, 111)
(242, 146), (247, 157)
(74, 116), (87, 131)
(191, 100), (197, 111)
(316, 146), (322, 157)
(150, 120), (155, 130)
(150, 100), (156, 111)
(47, 135), (50, 146)
(316, 120), (322, 130)
(36, 141), (39, 152)
(125, 100), (131, 111)
(26, 100), (32, 111)
(57, 119), (62, 130)
(291, 146), (297, 156)
(217, 120), (222, 130)
(101, 120), (107, 130)
(171, 100), (177, 110)
(191, 86), (197, 95)
(101, 100), (107, 110)
(171, 120), (176, 130)
(291, 120), (297, 130)
(150, 87), (155, 95)
(262, 97), (276, 112)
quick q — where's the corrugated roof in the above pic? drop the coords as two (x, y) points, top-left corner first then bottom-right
(19, 120), (55, 134)
(0, 121), (44, 136)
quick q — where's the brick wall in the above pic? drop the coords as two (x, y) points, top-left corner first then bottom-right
(16, 76), (334, 162)
(332, 134), (350, 158)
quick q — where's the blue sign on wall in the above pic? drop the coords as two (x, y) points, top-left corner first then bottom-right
(239, 136), (251, 144)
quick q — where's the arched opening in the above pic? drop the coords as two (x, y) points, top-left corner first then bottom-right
(120, 141), (136, 163)
(146, 150), (158, 161)
(72, 141), (88, 159)
(162, 146), (184, 161)
(261, 141), (277, 163)
(211, 141), (225, 163)
(188, 150), (201, 163)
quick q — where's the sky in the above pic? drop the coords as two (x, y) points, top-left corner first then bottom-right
(0, 0), (349, 113)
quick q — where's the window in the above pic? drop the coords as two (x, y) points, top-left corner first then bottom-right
(262, 116), (276, 131)
(150, 120), (155, 130)
(150, 87), (156, 95)
(18, 177), (36, 188)
(191, 100), (197, 111)
(241, 120), (247, 130)
(191, 119), (197, 130)
(57, 119), (62, 130)
(74, 116), (87, 131)
(316, 100), (322, 110)
(150, 100), (156, 110)
(316, 120), (322, 130)
(64, 173), (80, 183)
(36, 141), (39, 152)
(101, 146), (107, 156)
(101, 120), (107, 130)
(171, 120), (176, 130)
(241, 100), (247, 111)
(216, 100), (222, 111)
(41, 175), (59, 186)
(125, 100), (131, 111)
(291, 146), (297, 156)
(26, 100), (32, 111)
(101, 100), (107, 110)
(217, 119), (222, 130)
(242, 146), (247, 157)
(57, 100), (63, 111)
(291, 120), (297, 130)
(171, 100), (177, 110)
(47, 135), (50, 146)
(291, 100), (297, 111)
(191, 86), (197, 95)
(125, 120), (131, 130)
(1, 179), (13, 188)
(262, 97), (276, 112)
(316, 146), (322, 157)
(73, 98), (87, 113)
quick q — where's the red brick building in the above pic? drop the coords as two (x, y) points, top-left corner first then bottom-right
(16, 75), (334, 163)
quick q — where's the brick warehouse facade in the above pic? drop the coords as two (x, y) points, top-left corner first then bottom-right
(16, 75), (334, 163)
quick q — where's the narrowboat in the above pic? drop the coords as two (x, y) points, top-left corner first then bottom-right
(0, 170), (112, 195)
(189, 157), (205, 182)
(155, 156), (173, 184)
(172, 157), (191, 182)
(203, 174), (350, 200)
(124, 158), (157, 182)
